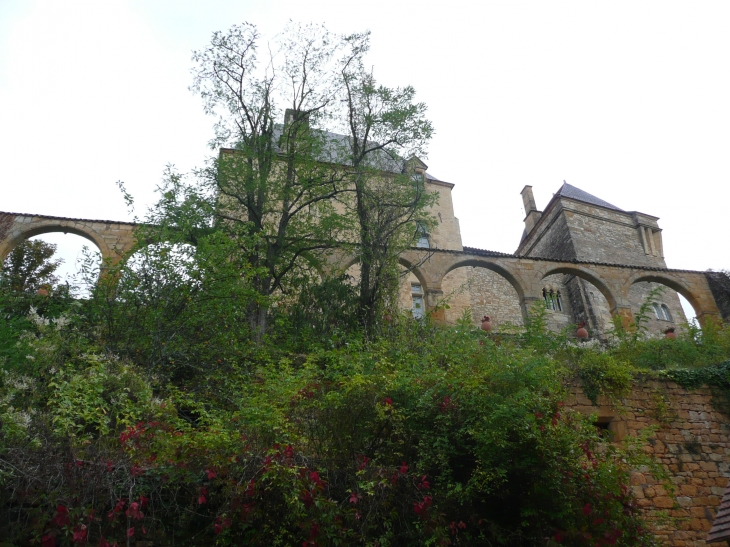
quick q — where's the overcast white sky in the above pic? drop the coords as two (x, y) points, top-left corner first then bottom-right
(1, 0), (729, 288)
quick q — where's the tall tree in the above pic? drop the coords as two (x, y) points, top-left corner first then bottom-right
(190, 23), (349, 341)
(337, 32), (436, 328)
(1, 239), (62, 293)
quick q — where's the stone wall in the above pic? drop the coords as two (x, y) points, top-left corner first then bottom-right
(629, 281), (688, 336)
(561, 200), (665, 268)
(566, 381), (730, 546)
(518, 204), (577, 260)
(465, 267), (523, 327)
(425, 181), (463, 251)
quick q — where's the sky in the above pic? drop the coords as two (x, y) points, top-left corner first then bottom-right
(1, 1), (729, 301)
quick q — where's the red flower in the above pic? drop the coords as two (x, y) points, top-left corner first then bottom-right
(72, 525), (87, 543)
(130, 465), (144, 477)
(206, 469), (217, 480)
(349, 492), (360, 504)
(583, 502), (591, 516)
(309, 471), (322, 485)
(554, 532), (563, 544)
(41, 535), (56, 547)
(127, 527), (135, 537)
(357, 455), (370, 470)
(399, 462), (408, 474)
(413, 496), (433, 517)
(139, 496), (149, 508)
(125, 502), (143, 520)
(51, 505), (71, 527)
(383, 397), (393, 406)
(198, 495), (207, 505)
(418, 475), (431, 490)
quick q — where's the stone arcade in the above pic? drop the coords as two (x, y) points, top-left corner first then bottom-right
(0, 171), (727, 335)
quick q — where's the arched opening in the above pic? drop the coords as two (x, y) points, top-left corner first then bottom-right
(343, 259), (430, 319)
(541, 268), (617, 337)
(1, 229), (104, 297)
(439, 261), (524, 328)
(27, 233), (103, 295)
(118, 242), (200, 299)
(629, 275), (703, 331)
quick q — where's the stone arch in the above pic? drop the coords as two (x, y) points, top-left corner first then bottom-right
(540, 266), (618, 312)
(628, 273), (704, 323)
(398, 256), (430, 294)
(0, 222), (111, 264)
(443, 259), (526, 302)
(434, 259), (526, 326)
(539, 266), (619, 336)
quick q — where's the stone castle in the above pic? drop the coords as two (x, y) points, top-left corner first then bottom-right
(1, 157), (728, 336)
(2, 152), (730, 546)
(394, 169), (694, 337)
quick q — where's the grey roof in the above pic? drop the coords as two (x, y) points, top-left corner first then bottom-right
(425, 172), (441, 182)
(271, 124), (405, 173)
(556, 182), (624, 212)
(707, 484), (730, 543)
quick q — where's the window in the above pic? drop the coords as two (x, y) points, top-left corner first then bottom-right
(653, 303), (662, 319)
(411, 283), (424, 318)
(661, 304), (672, 322)
(416, 223), (430, 249)
(543, 288), (562, 311)
(653, 303), (673, 321)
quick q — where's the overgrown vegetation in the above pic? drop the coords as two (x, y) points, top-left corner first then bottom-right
(2, 21), (730, 547)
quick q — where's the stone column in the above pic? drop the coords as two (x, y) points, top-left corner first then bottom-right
(426, 288), (446, 324)
(611, 306), (635, 330)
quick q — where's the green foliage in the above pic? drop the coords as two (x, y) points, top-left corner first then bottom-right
(0, 239), (62, 293)
(4, 21), (730, 547)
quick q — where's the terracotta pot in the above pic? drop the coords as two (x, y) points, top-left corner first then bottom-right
(36, 288), (49, 297)
(480, 316), (492, 333)
(576, 323), (589, 340)
(665, 328), (676, 340)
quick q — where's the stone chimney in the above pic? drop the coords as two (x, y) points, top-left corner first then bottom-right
(521, 185), (543, 234)
(284, 108), (310, 131)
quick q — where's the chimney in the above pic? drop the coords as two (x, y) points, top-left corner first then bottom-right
(284, 108), (310, 131)
(521, 185), (543, 234)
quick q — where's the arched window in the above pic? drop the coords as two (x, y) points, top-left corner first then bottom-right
(653, 303), (662, 319)
(543, 288), (562, 311)
(661, 304), (672, 322)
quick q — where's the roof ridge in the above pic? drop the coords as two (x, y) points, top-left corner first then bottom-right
(556, 182), (624, 212)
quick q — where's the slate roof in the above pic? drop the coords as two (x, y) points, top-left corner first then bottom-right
(271, 124), (405, 173)
(707, 484), (730, 543)
(556, 182), (624, 212)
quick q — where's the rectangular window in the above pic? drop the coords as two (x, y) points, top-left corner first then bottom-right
(416, 223), (430, 248)
(412, 283), (424, 318)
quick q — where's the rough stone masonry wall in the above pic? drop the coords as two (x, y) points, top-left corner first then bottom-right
(519, 205), (577, 260)
(465, 267), (523, 327)
(566, 381), (730, 546)
(563, 201), (665, 268)
(629, 281), (688, 336)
